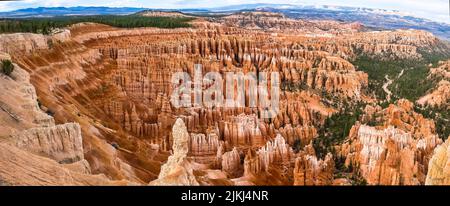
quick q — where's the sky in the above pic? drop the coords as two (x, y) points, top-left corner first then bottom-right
(0, 0), (449, 24)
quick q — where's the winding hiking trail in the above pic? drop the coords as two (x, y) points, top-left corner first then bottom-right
(383, 69), (404, 102)
(383, 75), (393, 102)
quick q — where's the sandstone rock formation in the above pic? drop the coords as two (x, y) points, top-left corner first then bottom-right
(341, 99), (443, 185)
(0, 33), (49, 54)
(293, 144), (335, 185)
(8, 123), (84, 163)
(426, 138), (450, 185)
(150, 118), (200, 185)
(418, 60), (450, 108)
(0, 64), (134, 185)
(1, 10), (448, 185)
(215, 11), (362, 34)
(150, 119), (232, 185)
(0, 142), (132, 186)
(221, 147), (242, 177)
(139, 11), (192, 18)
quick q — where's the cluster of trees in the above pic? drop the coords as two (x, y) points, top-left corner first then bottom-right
(352, 47), (450, 135)
(353, 51), (450, 103)
(312, 101), (364, 159)
(416, 105), (449, 140)
(1, 59), (14, 76)
(353, 51), (450, 141)
(0, 15), (194, 34)
(310, 101), (368, 185)
(334, 156), (367, 185)
(353, 56), (413, 101)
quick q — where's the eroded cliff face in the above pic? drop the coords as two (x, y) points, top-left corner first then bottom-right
(8, 123), (84, 163)
(0, 142), (132, 186)
(0, 63), (133, 185)
(341, 99), (442, 185)
(215, 11), (362, 34)
(418, 60), (450, 108)
(426, 138), (450, 185)
(150, 118), (199, 185)
(1, 11), (448, 185)
(0, 33), (49, 54)
(150, 119), (231, 185)
(293, 145), (335, 186)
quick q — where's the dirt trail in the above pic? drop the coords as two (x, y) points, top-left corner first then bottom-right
(383, 75), (393, 102)
(383, 69), (404, 102)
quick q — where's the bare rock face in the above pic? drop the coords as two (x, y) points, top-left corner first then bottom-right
(150, 119), (200, 185)
(188, 132), (222, 165)
(0, 33), (49, 54)
(222, 114), (266, 147)
(417, 80), (450, 108)
(150, 119), (232, 185)
(341, 99), (443, 185)
(0, 65), (133, 185)
(0, 66), (54, 136)
(426, 138), (450, 185)
(0, 142), (132, 186)
(228, 134), (294, 185)
(418, 60), (450, 108)
(221, 147), (242, 177)
(242, 134), (294, 177)
(293, 150), (335, 186)
(345, 30), (441, 60)
(215, 11), (362, 34)
(139, 11), (191, 18)
(257, 134), (294, 173)
(8, 123), (84, 163)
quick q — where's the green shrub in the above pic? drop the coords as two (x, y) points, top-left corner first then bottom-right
(353, 51), (450, 103)
(1, 59), (14, 76)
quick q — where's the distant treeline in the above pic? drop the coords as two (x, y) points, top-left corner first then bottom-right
(0, 15), (194, 34)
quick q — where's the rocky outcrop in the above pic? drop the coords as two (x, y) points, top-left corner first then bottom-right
(346, 30), (442, 60)
(8, 123), (84, 163)
(150, 119), (231, 185)
(221, 147), (242, 177)
(0, 65), (135, 185)
(257, 134), (294, 173)
(216, 11), (362, 34)
(418, 60), (450, 108)
(0, 66), (54, 136)
(188, 132), (222, 165)
(293, 150), (334, 185)
(149, 119), (199, 185)
(426, 138), (450, 185)
(0, 142), (132, 186)
(222, 114), (266, 147)
(341, 99), (443, 185)
(417, 80), (450, 107)
(241, 135), (293, 176)
(0, 33), (49, 54)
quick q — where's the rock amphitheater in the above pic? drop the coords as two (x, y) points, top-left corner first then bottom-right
(0, 12), (449, 185)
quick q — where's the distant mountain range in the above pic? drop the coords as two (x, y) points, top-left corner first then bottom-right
(0, 4), (448, 40)
(0, 6), (145, 17)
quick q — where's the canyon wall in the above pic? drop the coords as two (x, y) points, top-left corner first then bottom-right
(0, 63), (133, 185)
(1, 11), (448, 185)
(426, 139), (450, 185)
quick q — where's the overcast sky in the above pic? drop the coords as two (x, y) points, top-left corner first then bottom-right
(0, 0), (449, 24)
